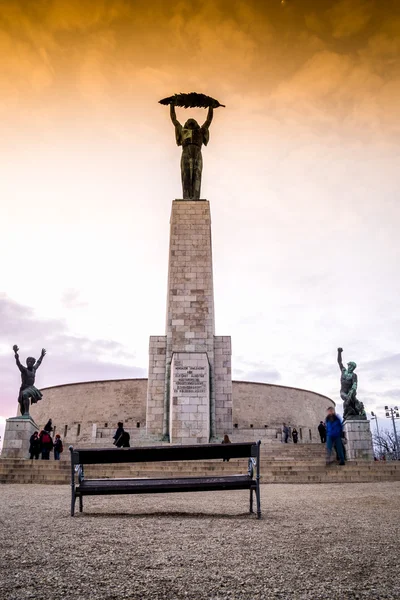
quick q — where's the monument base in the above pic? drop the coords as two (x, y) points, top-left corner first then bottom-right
(343, 419), (374, 461)
(1, 416), (39, 459)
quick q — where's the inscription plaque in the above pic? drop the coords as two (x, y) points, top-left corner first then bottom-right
(174, 361), (207, 395)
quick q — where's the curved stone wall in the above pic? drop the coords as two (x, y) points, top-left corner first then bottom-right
(30, 378), (334, 445)
(30, 379), (148, 445)
(231, 381), (334, 443)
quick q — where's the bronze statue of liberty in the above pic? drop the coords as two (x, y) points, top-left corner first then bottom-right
(159, 92), (224, 200)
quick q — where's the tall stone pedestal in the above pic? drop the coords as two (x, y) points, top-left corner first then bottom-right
(343, 420), (374, 461)
(1, 416), (39, 459)
(146, 200), (232, 443)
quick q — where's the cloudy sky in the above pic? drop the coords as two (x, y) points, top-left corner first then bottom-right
(1, 0), (399, 440)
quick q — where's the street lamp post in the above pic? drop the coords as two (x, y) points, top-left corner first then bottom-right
(370, 411), (380, 437)
(384, 405), (400, 459)
(370, 411), (381, 457)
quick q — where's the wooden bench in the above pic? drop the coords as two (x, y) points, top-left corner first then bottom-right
(69, 441), (261, 518)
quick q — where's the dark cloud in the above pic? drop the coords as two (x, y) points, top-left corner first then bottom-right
(0, 295), (145, 418)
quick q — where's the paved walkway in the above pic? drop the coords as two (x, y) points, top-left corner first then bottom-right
(0, 482), (399, 599)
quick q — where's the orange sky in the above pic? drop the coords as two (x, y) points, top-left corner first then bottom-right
(1, 0), (400, 425)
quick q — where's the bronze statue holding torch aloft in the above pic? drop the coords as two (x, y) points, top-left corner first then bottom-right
(159, 92), (225, 200)
(337, 347), (366, 421)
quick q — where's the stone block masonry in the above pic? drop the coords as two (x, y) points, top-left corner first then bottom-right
(146, 200), (233, 442)
(214, 336), (233, 436)
(343, 419), (374, 461)
(2, 416), (39, 458)
(146, 336), (167, 437)
(169, 353), (210, 444)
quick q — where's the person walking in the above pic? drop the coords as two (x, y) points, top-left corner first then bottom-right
(318, 421), (326, 444)
(292, 427), (299, 444)
(113, 422), (130, 448)
(325, 407), (345, 466)
(222, 433), (231, 461)
(113, 422), (125, 447)
(53, 434), (63, 460)
(282, 423), (289, 443)
(39, 429), (53, 460)
(29, 431), (40, 459)
(121, 430), (130, 448)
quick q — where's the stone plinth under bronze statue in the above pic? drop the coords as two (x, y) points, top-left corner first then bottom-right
(343, 420), (374, 461)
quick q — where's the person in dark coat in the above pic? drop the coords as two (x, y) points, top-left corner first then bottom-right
(325, 407), (345, 466)
(318, 421), (326, 443)
(222, 433), (231, 461)
(121, 430), (130, 448)
(29, 431), (40, 459)
(113, 422), (130, 448)
(39, 429), (53, 460)
(282, 423), (289, 443)
(44, 419), (53, 433)
(292, 428), (299, 444)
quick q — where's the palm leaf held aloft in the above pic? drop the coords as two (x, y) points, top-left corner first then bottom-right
(159, 92), (225, 109)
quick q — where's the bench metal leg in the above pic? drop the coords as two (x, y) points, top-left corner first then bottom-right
(79, 495), (83, 513)
(249, 488), (254, 513)
(256, 482), (261, 519)
(71, 490), (76, 517)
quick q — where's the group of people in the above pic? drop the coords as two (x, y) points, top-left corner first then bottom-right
(281, 423), (299, 444)
(29, 419), (63, 461)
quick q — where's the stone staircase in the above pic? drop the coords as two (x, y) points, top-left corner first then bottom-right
(1, 443), (399, 485)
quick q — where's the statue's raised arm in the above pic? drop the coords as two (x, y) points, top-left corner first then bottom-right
(34, 348), (46, 371)
(13, 344), (24, 373)
(337, 347), (345, 371)
(170, 103), (183, 147)
(202, 106), (213, 131)
(169, 103), (180, 127)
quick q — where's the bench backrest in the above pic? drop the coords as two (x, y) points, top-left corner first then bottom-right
(70, 442), (260, 466)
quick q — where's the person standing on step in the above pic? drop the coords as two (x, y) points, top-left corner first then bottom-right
(44, 419), (53, 433)
(282, 423), (289, 443)
(29, 431), (40, 460)
(325, 407), (345, 466)
(292, 427), (299, 444)
(318, 421), (326, 444)
(222, 433), (231, 461)
(53, 434), (63, 460)
(39, 429), (53, 460)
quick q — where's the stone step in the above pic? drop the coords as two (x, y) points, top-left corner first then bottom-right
(1, 462), (400, 485)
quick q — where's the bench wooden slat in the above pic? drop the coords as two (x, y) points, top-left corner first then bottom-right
(77, 475), (254, 495)
(71, 442), (255, 465)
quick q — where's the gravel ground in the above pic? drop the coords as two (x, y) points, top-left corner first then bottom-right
(0, 482), (399, 600)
